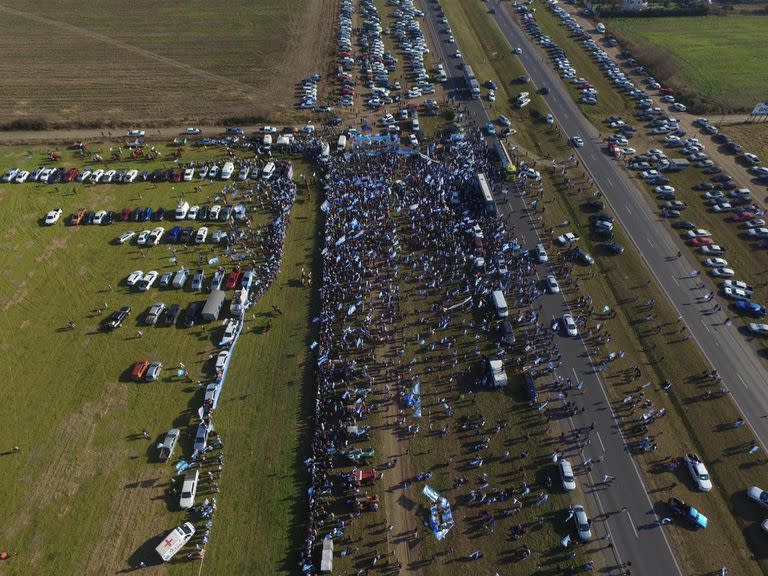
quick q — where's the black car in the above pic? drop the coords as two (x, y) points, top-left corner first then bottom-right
(515, 75), (530, 83)
(150, 169), (165, 182)
(220, 206), (233, 221)
(83, 211), (95, 225)
(183, 302), (201, 328)
(712, 133), (729, 144)
(721, 181), (737, 190)
(131, 207), (142, 221)
(604, 242), (624, 255)
(163, 304), (181, 326)
(114, 170), (125, 182)
(711, 174), (732, 183)
(583, 198), (604, 211)
(103, 211), (115, 225)
(672, 220), (696, 230)
(152, 208), (166, 222)
(105, 306), (131, 331)
(703, 166), (723, 174)
(693, 182), (713, 191)
(575, 248), (594, 265)
(590, 213), (615, 223)
(180, 226), (195, 243)
(198, 205), (209, 221)
(139, 171), (151, 182)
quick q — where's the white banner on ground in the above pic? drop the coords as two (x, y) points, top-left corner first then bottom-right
(751, 101), (768, 115)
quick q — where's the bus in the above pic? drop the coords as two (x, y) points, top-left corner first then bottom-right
(493, 139), (517, 180)
(463, 64), (481, 100)
(476, 172), (497, 216)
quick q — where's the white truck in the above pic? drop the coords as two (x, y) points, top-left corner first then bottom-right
(155, 522), (195, 562)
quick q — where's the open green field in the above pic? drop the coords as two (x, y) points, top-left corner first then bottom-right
(0, 0), (336, 127)
(0, 145), (319, 574)
(609, 15), (768, 113)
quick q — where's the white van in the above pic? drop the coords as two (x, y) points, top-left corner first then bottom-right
(536, 243), (548, 263)
(175, 201), (190, 220)
(261, 162), (276, 180)
(221, 161), (234, 180)
(230, 288), (249, 316)
(179, 469), (199, 509)
(337, 134), (347, 152)
(155, 522), (195, 562)
(491, 290), (509, 318)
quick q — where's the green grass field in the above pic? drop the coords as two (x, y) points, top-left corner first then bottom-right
(609, 15), (768, 113)
(0, 145), (319, 574)
(0, 0), (335, 127)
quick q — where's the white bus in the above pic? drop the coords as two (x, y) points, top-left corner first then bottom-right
(476, 172), (497, 216)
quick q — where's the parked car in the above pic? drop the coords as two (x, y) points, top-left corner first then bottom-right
(157, 428), (181, 461)
(668, 497), (708, 529)
(146, 302), (165, 325)
(44, 208), (63, 225)
(683, 453), (712, 492)
(131, 359), (151, 382)
(163, 304), (181, 326)
(105, 306), (131, 330)
(559, 459), (576, 491)
(145, 361), (163, 382)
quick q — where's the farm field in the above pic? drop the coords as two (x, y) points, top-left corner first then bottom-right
(0, 0), (335, 128)
(609, 15), (768, 113)
(0, 144), (320, 575)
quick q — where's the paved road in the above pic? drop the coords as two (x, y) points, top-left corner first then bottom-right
(485, 0), (768, 452)
(420, 1), (683, 574)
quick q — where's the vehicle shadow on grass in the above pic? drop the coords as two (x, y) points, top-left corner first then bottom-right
(123, 535), (165, 572)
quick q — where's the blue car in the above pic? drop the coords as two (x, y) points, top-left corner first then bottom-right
(735, 299), (766, 317)
(487, 121), (496, 136)
(486, 80), (497, 90)
(167, 225), (182, 243)
(141, 207), (153, 221)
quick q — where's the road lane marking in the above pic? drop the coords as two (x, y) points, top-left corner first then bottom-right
(626, 512), (639, 538)
(738, 373), (748, 389)
(625, 205), (632, 215)
(647, 239), (655, 248)
(596, 431), (605, 452)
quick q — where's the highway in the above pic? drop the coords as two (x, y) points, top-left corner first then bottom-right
(483, 0), (768, 456)
(420, 1), (684, 574)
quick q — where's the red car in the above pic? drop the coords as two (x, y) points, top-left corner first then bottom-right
(224, 268), (242, 290)
(131, 359), (150, 382)
(731, 211), (755, 222)
(659, 87), (674, 95)
(120, 207), (131, 222)
(172, 169), (183, 183)
(689, 237), (713, 247)
(62, 168), (79, 182)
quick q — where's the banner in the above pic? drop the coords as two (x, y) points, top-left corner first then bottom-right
(751, 101), (768, 116)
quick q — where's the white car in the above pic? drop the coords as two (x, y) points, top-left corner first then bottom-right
(743, 219), (766, 229)
(683, 453), (712, 492)
(136, 229), (151, 245)
(209, 205), (221, 220)
(118, 231), (136, 244)
(748, 486), (768, 509)
(711, 267), (735, 278)
(572, 505), (592, 541)
(545, 275), (560, 294)
(148, 227), (165, 246)
(126, 270), (144, 286)
(655, 185), (675, 194)
(183, 168), (195, 181)
(556, 232), (579, 245)
(44, 208), (63, 225)
(453, 50), (462, 58)
(184, 127), (201, 135)
(215, 350), (230, 372)
(572, 136), (584, 147)
(723, 286), (750, 300)
(15, 170), (29, 183)
(408, 133), (419, 147)
(179, 469), (199, 510)
(685, 229), (712, 239)
(711, 202), (732, 213)
(672, 103), (687, 112)
(187, 205), (199, 220)
(127, 129), (145, 137)
(138, 270), (159, 292)
(92, 210), (107, 225)
(514, 47), (522, 54)
(703, 257), (728, 268)
(559, 459), (576, 491)
(747, 228), (768, 239)
(563, 314), (578, 337)
(699, 245), (725, 255)
(195, 227), (209, 244)
(640, 170), (660, 180)
(748, 323), (768, 337)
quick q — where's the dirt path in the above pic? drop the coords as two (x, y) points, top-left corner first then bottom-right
(373, 309), (422, 573)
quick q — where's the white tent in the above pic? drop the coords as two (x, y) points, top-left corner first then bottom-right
(320, 539), (333, 572)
